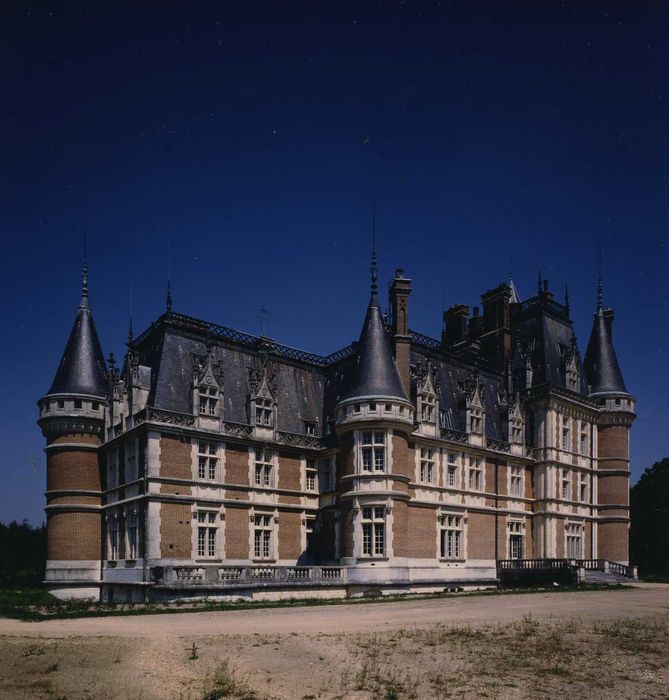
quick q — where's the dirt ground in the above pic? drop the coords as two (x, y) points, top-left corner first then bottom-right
(1, 585), (668, 699)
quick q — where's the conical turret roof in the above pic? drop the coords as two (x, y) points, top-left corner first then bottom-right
(583, 305), (628, 396)
(341, 248), (407, 404)
(47, 265), (107, 397)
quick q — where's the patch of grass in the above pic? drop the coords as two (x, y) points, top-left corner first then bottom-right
(201, 659), (260, 700)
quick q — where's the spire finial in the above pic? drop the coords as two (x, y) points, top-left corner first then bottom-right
(597, 246), (603, 311)
(537, 269), (543, 295)
(127, 281), (134, 345)
(80, 260), (89, 308)
(370, 198), (378, 301)
(166, 279), (173, 313)
(564, 284), (570, 313)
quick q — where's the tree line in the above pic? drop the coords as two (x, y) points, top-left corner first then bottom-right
(0, 520), (46, 587)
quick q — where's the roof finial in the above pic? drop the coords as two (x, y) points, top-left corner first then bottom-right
(564, 284), (570, 314)
(80, 261), (89, 309)
(370, 198), (378, 301)
(166, 279), (173, 313)
(597, 246), (603, 311)
(166, 234), (173, 313)
(127, 281), (134, 345)
(537, 269), (543, 295)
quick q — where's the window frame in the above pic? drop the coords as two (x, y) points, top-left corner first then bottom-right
(361, 505), (386, 558)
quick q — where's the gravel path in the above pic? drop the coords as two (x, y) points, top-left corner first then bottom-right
(2, 585), (668, 638)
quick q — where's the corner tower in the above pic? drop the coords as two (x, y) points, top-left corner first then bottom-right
(583, 281), (635, 564)
(334, 251), (414, 574)
(37, 263), (107, 599)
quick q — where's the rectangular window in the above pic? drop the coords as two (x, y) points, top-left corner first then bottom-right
(305, 458), (317, 491)
(253, 513), (273, 559)
(254, 396), (273, 426)
(305, 421), (316, 436)
(421, 393), (435, 422)
(579, 473), (589, 502)
(108, 516), (119, 560)
(509, 465), (523, 498)
(511, 423), (523, 443)
(419, 448), (435, 484)
(566, 523), (583, 559)
(254, 448), (274, 487)
(468, 456), (483, 491)
(440, 514), (463, 559)
(508, 521), (524, 559)
(561, 469), (571, 500)
(126, 511), (138, 559)
(580, 423), (589, 455)
(360, 431), (385, 473)
(561, 417), (571, 451)
(446, 453), (458, 488)
(469, 409), (483, 433)
(196, 511), (218, 558)
(199, 385), (219, 416)
(361, 506), (385, 557)
(197, 441), (218, 480)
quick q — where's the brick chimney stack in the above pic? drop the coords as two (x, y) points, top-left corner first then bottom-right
(389, 269), (412, 395)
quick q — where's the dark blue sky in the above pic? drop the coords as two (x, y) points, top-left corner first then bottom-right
(1, 2), (667, 524)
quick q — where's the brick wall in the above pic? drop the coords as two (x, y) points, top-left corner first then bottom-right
(160, 483), (192, 496)
(159, 503), (192, 558)
(225, 444), (249, 485)
(47, 511), (100, 560)
(47, 449), (101, 491)
(598, 425), (629, 462)
(278, 511), (302, 560)
(338, 433), (355, 477)
(278, 452), (301, 491)
(598, 522), (629, 562)
(392, 501), (408, 557)
(340, 503), (354, 558)
(159, 436), (191, 479)
(224, 505), (249, 559)
(555, 518), (565, 558)
(392, 433), (410, 480)
(50, 433), (100, 445)
(598, 475), (629, 506)
(406, 505), (437, 558)
(467, 512), (495, 559)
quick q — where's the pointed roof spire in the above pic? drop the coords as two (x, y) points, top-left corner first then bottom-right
(537, 269), (543, 295)
(583, 297), (628, 396)
(340, 217), (407, 403)
(47, 262), (107, 397)
(509, 273), (521, 304)
(564, 284), (570, 314)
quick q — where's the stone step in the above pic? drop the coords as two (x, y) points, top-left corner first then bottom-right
(583, 571), (634, 585)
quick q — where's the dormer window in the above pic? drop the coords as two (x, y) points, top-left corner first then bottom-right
(470, 408), (483, 434)
(199, 385), (219, 416)
(418, 367), (437, 424)
(305, 421), (316, 436)
(255, 396), (273, 426)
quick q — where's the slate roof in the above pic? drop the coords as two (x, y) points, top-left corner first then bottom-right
(48, 295), (107, 398)
(339, 295), (407, 403)
(583, 308), (628, 395)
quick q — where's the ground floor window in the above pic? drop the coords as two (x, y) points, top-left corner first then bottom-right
(253, 513), (274, 559)
(126, 510), (138, 559)
(508, 520), (524, 559)
(439, 514), (463, 559)
(197, 511), (218, 558)
(566, 522), (583, 559)
(108, 515), (119, 560)
(361, 506), (385, 557)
